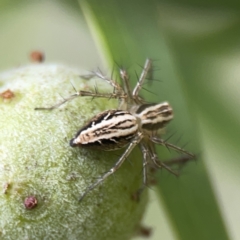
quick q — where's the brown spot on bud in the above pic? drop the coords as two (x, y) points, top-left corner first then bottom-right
(24, 196), (38, 209)
(149, 178), (157, 186)
(138, 226), (152, 237)
(30, 51), (44, 63)
(0, 89), (15, 100)
(131, 192), (140, 202)
(134, 225), (152, 238)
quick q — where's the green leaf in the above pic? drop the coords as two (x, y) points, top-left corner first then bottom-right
(79, 1), (234, 239)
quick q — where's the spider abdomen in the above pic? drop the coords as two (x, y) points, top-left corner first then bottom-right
(70, 110), (139, 151)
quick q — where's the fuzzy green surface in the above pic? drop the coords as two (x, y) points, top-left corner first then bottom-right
(0, 64), (147, 240)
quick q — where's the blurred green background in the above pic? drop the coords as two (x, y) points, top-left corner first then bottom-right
(1, 1), (240, 239)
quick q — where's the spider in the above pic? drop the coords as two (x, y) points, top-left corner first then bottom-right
(35, 59), (195, 202)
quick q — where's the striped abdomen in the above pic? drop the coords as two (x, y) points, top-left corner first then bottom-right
(70, 110), (138, 151)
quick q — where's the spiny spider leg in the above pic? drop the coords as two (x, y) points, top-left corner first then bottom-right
(78, 91), (125, 100)
(35, 71), (127, 110)
(150, 155), (195, 175)
(151, 137), (195, 158)
(147, 141), (179, 176)
(163, 155), (195, 167)
(133, 143), (149, 201)
(34, 93), (79, 110)
(152, 154), (179, 176)
(93, 69), (125, 96)
(34, 90), (125, 111)
(79, 133), (143, 202)
(90, 69), (129, 109)
(132, 58), (152, 100)
(119, 68), (132, 100)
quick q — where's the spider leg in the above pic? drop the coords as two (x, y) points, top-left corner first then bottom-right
(79, 132), (143, 202)
(119, 68), (132, 100)
(81, 71), (122, 94)
(78, 91), (125, 100)
(149, 155), (195, 176)
(90, 69), (129, 110)
(147, 141), (179, 176)
(151, 153), (179, 176)
(34, 92), (80, 110)
(132, 143), (149, 201)
(34, 90), (125, 110)
(132, 58), (152, 100)
(163, 155), (195, 167)
(151, 137), (195, 158)
(93, 69), (125, 96)
(35, 71), (127, 110)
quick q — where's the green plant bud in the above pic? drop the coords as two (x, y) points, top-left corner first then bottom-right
(0, 64), (148, 240)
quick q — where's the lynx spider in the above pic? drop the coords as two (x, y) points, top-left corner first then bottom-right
(35, 59), (195, 202)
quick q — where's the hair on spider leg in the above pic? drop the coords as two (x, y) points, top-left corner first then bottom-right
(143, 77), (163, 84)
(113, 59), (133, 74)
(141, 86), (158, 97)
(117, 69), (132, 99)
(160, 131), (177, 153)
(134, 70), (140, 83)
(136, 62), (149, 71)
(110, 63), (117, 80)
(174, 133), (185, 146)
(180, 140), (191, 152)
(136, 59), (160, 78)
(143, 69), (164, 88)
(109, 66), (124, 91)
(69, 81), (78, 94)
(110, 61), (129, 78)
(79, 72), (95, 80)
(164, 131), (178, 143)
(147, 66), (162, 72)
(163, 141), (172, 154)
(34, 91), (80, 111)
(93, 81), (99, 94)
(163, 131), (195, 159)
